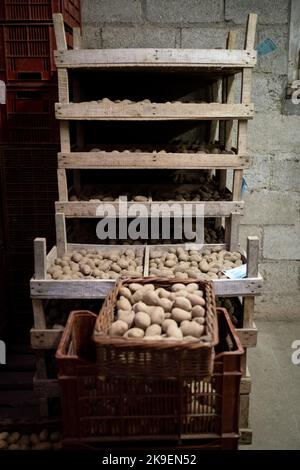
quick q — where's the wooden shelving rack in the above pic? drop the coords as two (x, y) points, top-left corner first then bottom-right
(30, 13), (262, 444)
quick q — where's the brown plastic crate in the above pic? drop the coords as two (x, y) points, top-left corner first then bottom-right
(0, 24), (73, 81)
(93, 277), (218, 378)
(0, 0), (80, 28)
(56, 308), (243, 448)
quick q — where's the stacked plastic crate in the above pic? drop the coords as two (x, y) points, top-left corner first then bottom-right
(0, 1), (81, 322)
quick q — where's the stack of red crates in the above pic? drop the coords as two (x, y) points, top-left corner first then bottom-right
(0, 1), (80, 322)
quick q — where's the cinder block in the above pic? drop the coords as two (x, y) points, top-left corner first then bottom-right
(252, 73), (285, 113)
(256, 25), (288, 75)
(243, 191), (300, 225)
(271, 157), (300, 192)
(239, 225), (263, 254)
(255, 293), (300, 319)
(81, 25), (102, 48)
(181, 26), (247, 49)
(146, 0), (223, 24)
(225, 0), (288, 25)
(263, 225), (300, 260)
(243, 156), (273, 191)
(248, 113), (300, 154)
(259, 261), (300, 293)
(102, 25), (178, 48)
(82, 0), (142, 24)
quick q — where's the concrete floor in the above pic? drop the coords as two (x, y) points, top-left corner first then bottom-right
(241, 320), (300, 450)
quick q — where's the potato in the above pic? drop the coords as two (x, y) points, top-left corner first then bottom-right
(135, 312), (151, 330)
(119, 286), (132, 301)
(0, 432), (8, 440)
(156, 287), (171, 299)
(80, 264), (91, 275)
(186, 283), (199, 292)
(133, 301), (149, 313)
(8, 443), (20, 450)
(117, 310), (135, 327)
(166, 325), (183, 339)
(8, 432), (20, 444)
(34, 442), (52, 450)
(128, 283), (142, 292)
(30, 433), (39, 445)
(117, 297), (131, 311)
(192, 305), (205, 318)
(180, 320), (205, 338)
(125, 328), (145, 338)
(194, 317), (205, 325)
(162, 318), (177, 332)
(186, 293), (206, 307)
(50, 431), (61, 443)
(145, 324), (162, 336)
(20, 435), (30, 446)
(171, 283), (186, 292)
(182, 335), (199, 342)
(109, 320), (128, 336)
(0, 440), (8, 449)
(173, 296), (192, 311)
(39, 429), (49, 442)
(159, 298), (173, 312)
(111, 263), (122, 273)
(149, 307), (164, 325)
(143, 291), (162, 307)
(171, 308), (192, 322)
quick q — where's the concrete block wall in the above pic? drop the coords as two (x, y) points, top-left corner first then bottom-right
(81, 0), (300, 318)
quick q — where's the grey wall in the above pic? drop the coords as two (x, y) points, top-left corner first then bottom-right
(81, 0), (300, 318)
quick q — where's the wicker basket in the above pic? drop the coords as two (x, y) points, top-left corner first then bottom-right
(93, 277), (218, 378)
(56, 308), (243, 448)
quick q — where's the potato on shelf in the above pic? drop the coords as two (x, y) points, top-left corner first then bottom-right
(46, 248), (143, 280)
(149, 246), (243, 280)
(152, 182), (231, 202)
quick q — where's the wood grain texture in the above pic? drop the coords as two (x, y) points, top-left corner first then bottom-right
(54, 48), (257, 69)
(55, 102), (254, 121)
(31, 328), (62, 349)
(32, 299), (46, 329)
(236, 324), (258, 348)
(58, 151), (249, 169)
(34, 238), (46, 279)
(53, 13), (67, 51)
(55, 213), (67, 257)
(55, 200), (245, 218)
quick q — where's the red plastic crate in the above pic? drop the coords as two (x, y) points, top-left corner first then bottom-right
(0, 0), (81, 28)
(1, 84), (59, 143)
(0, 24), (73, 81)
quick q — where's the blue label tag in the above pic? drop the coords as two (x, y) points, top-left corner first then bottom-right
(223, 264), (247, 279)
(256, 38), (277, 56)
(242, 177), (248, 194)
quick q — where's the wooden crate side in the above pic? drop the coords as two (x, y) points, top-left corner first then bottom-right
(55, 102), (254, 121)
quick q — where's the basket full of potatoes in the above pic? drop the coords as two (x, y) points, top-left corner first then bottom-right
(93, 277), (218, 378)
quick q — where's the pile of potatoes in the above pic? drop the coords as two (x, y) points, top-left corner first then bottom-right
(0, 429), (61, 451)
(89, 143), (234, 155)
(70, 184), (150, 203)
(149, 246), (243, 280)
(46, 248), (143, 280)
(106, 282), (212, 342)
(152, 182), (230, 202)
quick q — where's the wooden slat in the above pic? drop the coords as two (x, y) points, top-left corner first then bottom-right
(55, 213), (67, 257)
(232, 169), (243, 200)
(245, 13), (258, 51)
(59, 121), (70, 152)
(57, 69), (69, 103)
(239, 394), (250, 428)
(73, 27), (81, 50)
(58, 151), (250, 169)
(240, 367), (251, 394)
(239, 428), (252, 445)
(34, 238), (46, 279)
(33, 376), (60, 399)
(57, 169), (68, 202)
(236, 324), (257, 348)
(55, 200), (245, 218)
(243, 296), (255, 329)
(31, 328), (62, 350)
(55, 102), (254, 121)
(53, 13), (67, 51)
(32, 299), (46, 329)
(30, 275), (263, 299)
(54, 48), (257, 69)
(247, 236), (259, 277)
(228, 212), (240, 252)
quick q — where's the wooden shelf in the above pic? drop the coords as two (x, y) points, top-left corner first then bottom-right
(55, 102), (254, 121)
(58, 151), (250, 170)
(54, 48), (257, 70)
(55, 200), (244, 218)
